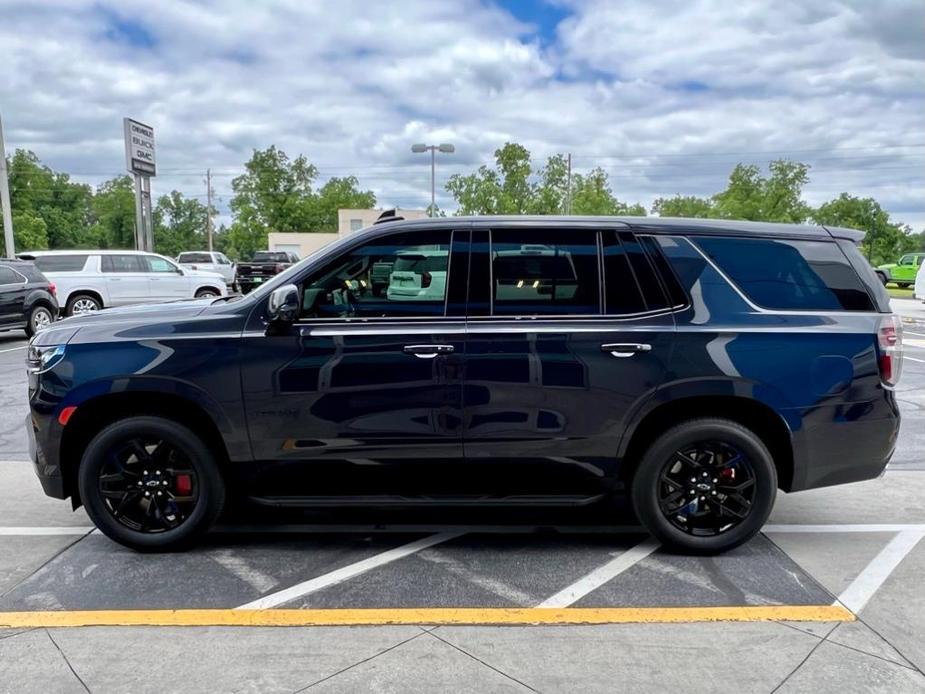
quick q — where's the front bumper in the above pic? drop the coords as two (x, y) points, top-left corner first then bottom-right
(26, 412), (67, 499)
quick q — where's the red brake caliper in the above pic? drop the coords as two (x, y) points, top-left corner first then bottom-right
(175, 474), (192, 495)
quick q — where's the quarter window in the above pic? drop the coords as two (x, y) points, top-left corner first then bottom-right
(490, 229), (600, 316)
(694, 236), (875, 311)
(32, 255), (88, 272)
(299, 230), (452, 319)
(0, 267), (20, 284)
(101, 255), (145, 273)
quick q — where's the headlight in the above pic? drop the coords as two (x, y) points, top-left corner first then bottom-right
(26, 344), (66, 374)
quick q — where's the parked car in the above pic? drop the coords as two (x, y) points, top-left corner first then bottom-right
(236, 251), (299, 294)
(386, 250), (448, 302)
(26, 216), (900, 553)
(177, 251), (237, 290)
(0, 259), (58, 337)
(878, 252), (925, 288)
(17, 250), (227, 316)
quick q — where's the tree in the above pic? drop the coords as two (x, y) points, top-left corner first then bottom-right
(228, 146), (375, 259)
(154, 191), (209, 258)
(3, 149), (93, 251)
(651, 195), (716, 218)
(570, 168), (645, 216)
(812, 193), (916, 265)
(713, 160), (811, 223)
(0, 211), (48, 255)
(90, 176), (136, 249)
(446, 143), (645, 216)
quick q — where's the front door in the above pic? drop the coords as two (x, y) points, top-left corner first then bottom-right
(241, 227), (470, 500)
(461, 226), (675, 497)
(0, 266), (27, 325)
(144, 255), (189, 301)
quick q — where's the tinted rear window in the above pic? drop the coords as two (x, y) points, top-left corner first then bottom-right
(252, 252), (288, 263)
(694, 236), (874, 311)
(32, 254), (88, 272)
(178, 253), (212, 263)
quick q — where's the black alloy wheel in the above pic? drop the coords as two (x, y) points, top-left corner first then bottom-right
(656, 441), (756, 536)
(632, 418), (777, 554)
(96, 437), (199, 533)
(78, 416), (225, 551)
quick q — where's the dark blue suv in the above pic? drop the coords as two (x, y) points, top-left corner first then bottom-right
(26, 216), (902, 553)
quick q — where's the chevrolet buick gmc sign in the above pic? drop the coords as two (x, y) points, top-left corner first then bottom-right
(123, 118), (156, 176)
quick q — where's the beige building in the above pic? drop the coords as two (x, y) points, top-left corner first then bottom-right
(268, 208), (428, 259)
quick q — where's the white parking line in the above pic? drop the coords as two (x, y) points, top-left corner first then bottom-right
(0, 345), (27, 354)
(764, 524), (925, 533)
(536, 538), (660, 608)
(235, 531), (463, 609)
(835, 529), (925, 613)
(905, 356), (925, 364)
(0, 527), (93, 535)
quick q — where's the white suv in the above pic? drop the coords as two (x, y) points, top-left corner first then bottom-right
(18, 250), (227, 316)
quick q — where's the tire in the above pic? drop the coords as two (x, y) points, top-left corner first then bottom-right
(24, 304), (54, 337)
(195, 287), (220, 299)
(66, 293), (102, 317)
(631, 418), (777, 554)
(77, 416), (225, 552)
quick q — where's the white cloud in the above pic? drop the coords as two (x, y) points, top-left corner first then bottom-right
(0, 0), (922, 228)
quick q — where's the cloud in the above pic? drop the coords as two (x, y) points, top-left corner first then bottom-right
(0, 0), (922, 228)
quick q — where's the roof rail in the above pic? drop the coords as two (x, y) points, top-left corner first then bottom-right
(374, 209), (404, 224)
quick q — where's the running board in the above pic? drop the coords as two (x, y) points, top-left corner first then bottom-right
(247, 494), (605, 508)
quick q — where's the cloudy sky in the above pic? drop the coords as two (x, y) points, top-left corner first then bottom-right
(1, 0), (923, 229)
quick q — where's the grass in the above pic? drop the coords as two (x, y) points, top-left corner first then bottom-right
(886, 285), (914, 299)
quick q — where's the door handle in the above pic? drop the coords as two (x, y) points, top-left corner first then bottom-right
(403, 344), (455, 359)
(601, 343), (652, 358)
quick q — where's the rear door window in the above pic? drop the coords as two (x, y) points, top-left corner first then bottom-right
(178, 253), (212, 264)
(0, 267), (20, 284)
(101, 255), (145, 273)
(490, 229), (599, 316)
(694, 236), (875, 311)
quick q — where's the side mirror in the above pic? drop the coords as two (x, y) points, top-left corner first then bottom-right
(267, 284), (300, 323)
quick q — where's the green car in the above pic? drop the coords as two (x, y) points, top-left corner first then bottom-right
(879, 252), (925, 288)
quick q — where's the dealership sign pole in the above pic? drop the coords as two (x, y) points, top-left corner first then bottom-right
(123, 118), (156, 252)
(0, 114), (14, 258)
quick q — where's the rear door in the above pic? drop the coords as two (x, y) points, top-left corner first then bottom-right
(461, 225), (676, 497)
(101, 254), (150, 305)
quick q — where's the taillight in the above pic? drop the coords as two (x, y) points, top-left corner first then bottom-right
(275, 263), (286, 273)
(48, 281), (56, 297)
(877, 314), (903, 387)
(421, 271), (432, 288)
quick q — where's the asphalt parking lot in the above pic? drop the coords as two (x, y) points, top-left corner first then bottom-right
(1, 302), (924, 692)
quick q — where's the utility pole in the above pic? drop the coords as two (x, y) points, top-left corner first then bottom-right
(206, 168), (214, 251)
(565, 153), (572, 215)
(0, 114), (15, 257)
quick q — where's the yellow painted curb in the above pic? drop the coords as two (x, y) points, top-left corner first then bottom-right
(0, 605), (854, 628)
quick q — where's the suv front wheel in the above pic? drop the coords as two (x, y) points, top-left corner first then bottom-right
(632, 418), (777, 554)
(77, 416), (226, 552)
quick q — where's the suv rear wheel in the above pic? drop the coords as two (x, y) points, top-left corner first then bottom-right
(77, 416), (225, 552)
(632, 418), (777, 554)
(66, 293), (102, 316)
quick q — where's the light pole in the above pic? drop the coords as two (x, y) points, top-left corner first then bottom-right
(412, 143), (454, 217)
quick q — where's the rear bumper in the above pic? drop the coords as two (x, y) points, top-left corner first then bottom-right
(787, 399), (900, 492)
